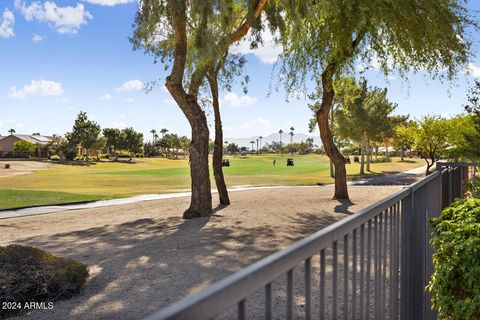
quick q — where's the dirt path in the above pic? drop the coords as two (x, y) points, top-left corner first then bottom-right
(1, 185), (402, 320)
(0, 160), (54, 178)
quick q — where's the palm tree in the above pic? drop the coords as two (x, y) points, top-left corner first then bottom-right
(258, 136), (263, 150)
(150, 129), (157, 142)
(160, 128), (168, 137)
(256, 138), (259, 153)
(278, 129), (284, 144)
(8, 129), (15, 135)
(289, 126), (295, 144)
(249, 140), (255, 151)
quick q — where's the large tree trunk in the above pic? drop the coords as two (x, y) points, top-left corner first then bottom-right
(401, 146), (404, 161)
(166, 82), (212, 219)
(316, 73), (348, 200)
(208, 73), (230, 205)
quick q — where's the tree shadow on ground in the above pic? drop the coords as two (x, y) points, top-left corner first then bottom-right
(13, 213), (293, 319)
(334, 199), (355, 215)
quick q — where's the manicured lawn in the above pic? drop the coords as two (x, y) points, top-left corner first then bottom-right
(0, 190), (113, 210)
(0, 155), (424, 209)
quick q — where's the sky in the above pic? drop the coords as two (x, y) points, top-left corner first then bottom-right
(0, 0), (480, 141)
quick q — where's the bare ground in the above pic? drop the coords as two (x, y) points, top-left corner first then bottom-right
(0, 160), (54, 178)
(0, 185), (402, 320)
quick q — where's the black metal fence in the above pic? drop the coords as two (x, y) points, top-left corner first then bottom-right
(147, 164), (473, 320)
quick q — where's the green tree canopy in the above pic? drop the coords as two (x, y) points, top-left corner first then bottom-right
(65, 111), (101, 150)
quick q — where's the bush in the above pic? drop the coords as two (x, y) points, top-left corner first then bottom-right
(428, 198), (480, 320)
(0, 245), (89, 319)
(99, 153), (110, 159)
(59, 143), (77, 161)
(116, 151), (131, 158)
(369, 157), (392, 163)
(49, 155), (60, 161)
(12, 141), (35, 158)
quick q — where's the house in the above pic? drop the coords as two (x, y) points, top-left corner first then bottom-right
(0, 134), (52, 157)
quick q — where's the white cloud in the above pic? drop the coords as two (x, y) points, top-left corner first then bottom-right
(32, 33), (45, 42)
(10, 80), (63, 99)
(230, 29), (282, 64)
(117, 79), (143, 92)
(224, 117), (271, 136)
(101, 93), (113, 101)
(83, 0), (136, 6)
(223, 92), (257, 108)
(123, 97), (135, 102)
(464, 63), (480, 78)
(15, 0), (92, 34)
(0, 8), (15, 39)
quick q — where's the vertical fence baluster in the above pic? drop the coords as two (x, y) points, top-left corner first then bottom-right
(352, 228), (357, 319)
(366, 220), (372, 319)
(238, 299), (246, 320)
(333, 241), (338, 320)
(393, 202), (400, 319)
(360, 224), (365, 319)
(382, 209), (389, 317)
(305, 258), (312, 320)
(344, 234), (349, 320)
(320, 249), (326, 320)
(375, 214), (382, 319)
(287, 269), (293, 320)
(265, 283), (272, 320)
(389, 205), (395, 320)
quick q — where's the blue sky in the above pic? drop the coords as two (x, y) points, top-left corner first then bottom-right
(0, 0), (479, 141)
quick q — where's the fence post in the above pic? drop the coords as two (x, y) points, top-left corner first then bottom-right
(401, 193), (413, 320)
(410, 184), (427, 320)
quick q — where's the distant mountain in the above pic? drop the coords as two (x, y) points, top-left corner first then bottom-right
(224, 132), (322, 148)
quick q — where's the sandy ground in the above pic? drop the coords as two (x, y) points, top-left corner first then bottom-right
(0, 185), (403, 320)
(0, 160), (53, 177)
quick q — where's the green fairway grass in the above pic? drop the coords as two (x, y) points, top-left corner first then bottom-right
(0, 190), (113, 210)
(0, 155), (424, 209)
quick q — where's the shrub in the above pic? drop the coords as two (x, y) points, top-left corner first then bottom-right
(428, 198), (480, 320)
(49, 155), (60, 161)
(0, 245), (89, 319)
(116, 151), (131, 158)
(369, 157), (392, 163)
(12, 141), (35, 158)
(99, 153), (110, 159)
(59, 143), (77, 161)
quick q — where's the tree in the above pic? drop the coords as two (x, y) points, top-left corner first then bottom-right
(226, 143), (240, 154)
(278, 129), (284, 144)
(414, 116), (450, 175)
(458, 80), (480, 161)
(289, 126), (295, 144)
(65, 111), (101, 161)
(160, 128), (168, 138)
(277, 0), (473, 199)
(250, 140), (255, 152)
(103, 128), (122, 155)
(150, 129), (157, 142)
(8, 129), (15, 135)
(13, 141), (35, 158)
(258, 136), (263, 150)
(393, 121), (418, 161)
(132, 0), (268, 218)
(119, 127), (144, 161)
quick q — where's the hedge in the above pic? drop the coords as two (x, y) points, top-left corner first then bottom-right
(428, 198), (480, 319)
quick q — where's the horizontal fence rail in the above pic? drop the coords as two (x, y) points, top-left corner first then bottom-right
(147, 164), (474, 320)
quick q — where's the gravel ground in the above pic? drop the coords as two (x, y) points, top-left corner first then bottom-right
(0, 185), (402, 320)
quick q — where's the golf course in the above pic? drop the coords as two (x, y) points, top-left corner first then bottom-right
(0, 155), (424, 209)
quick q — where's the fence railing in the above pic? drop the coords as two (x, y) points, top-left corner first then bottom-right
(147, 164), (473, 320)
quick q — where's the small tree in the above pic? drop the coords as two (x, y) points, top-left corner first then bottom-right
(13, 141), (35, 158)
(103, 128), (123, 155)
(414, 116), (450, 175)
(393, 121), (418, 161)
(119, 127), (144, 161)
(65, 111), (101, 161)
